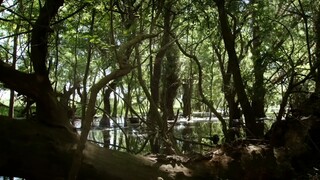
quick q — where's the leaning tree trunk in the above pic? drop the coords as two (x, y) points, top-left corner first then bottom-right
(0, 119), (171, 180)
(81, 8), (96, 122)
(214, 0), (258, 138)
(1, 117), (311, 180)
(0, 0), (70, 129)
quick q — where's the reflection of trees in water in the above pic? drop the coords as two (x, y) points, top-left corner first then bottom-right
(181, 124), (193, 153)
(102, 130), (110, 148)
(89, 120), (223, 153)
(194, 122), (205, 152)
(174, 121), (223, 153)
(118, 129), (124, 151)
(89, 126), (148, 153)
(88, 130), (104, 145)
(99, 117), (110, 128)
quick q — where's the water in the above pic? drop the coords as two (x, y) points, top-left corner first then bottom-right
(0, 177), (24, 180)
(75, 116), (224, 154)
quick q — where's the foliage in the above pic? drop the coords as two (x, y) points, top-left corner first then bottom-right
(1, 0), (320, 152)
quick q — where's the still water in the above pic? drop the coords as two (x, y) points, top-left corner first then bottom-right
(74, 116), (224, 154)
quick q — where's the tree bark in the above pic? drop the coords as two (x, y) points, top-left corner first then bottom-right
(314, 9), (320, 93)
(215, 0), (257, 137)
(148, 1), (173, 153)
(0, 119), (166, 180)
(0, 118), (303, 180)
(214, 45), (240, 141)
(162, 43), (180, 120)
(101, 81), (117, 127)
(0, 119), (199, 180)
(81, 8), (96, 122)
(182, 82), (192, 118)
(251, 0), (265, 138)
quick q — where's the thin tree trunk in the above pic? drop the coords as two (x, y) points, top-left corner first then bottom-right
(176, 40), (229, 138)
(182, 82), (192, 118)
(112, 91), (118, 117)
(314, 9), (320, 93)
(81, 8), (96, 123)
(68, 34), (156, 179)
(215, 0), (256, 138)
(8, 0), (23, 118)
(214, 45), (239, 141)
(149, 1), (172, 153)
(251, 0), (265, 137)
(101, 81), (117, 127)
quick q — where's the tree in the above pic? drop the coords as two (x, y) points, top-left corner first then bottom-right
(1, 0), (320, 179)
(160, 42), (180, 121)
(313, 3), (320, 93)
(0, 0), (155, 179)
(214, 0), (258, 137)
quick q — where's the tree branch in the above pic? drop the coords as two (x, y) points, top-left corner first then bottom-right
(0, 61), (39, 99)
(31, 0), (64, 76)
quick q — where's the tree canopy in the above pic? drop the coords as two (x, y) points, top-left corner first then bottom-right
(1, 0), (320, 179)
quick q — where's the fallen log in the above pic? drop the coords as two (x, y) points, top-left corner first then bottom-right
(0, 119), (179, 180)
(0, 117), (318, 179)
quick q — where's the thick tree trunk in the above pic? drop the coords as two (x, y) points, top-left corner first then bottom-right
(1, 118), (311, 180)
(0, 119), (203, 180)
(0, 119), (164, 180)
(162, 43), (180, 120)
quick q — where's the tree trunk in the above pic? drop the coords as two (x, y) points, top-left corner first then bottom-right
(100, 81), (117, 127)
(8, 0), (22, 118)
(0, 118), (307, 180)
(81, 8), (96, 122)
(162, 43), (180, 120)
(148, 1), (173, 153)
(314, 9), (320, 93)
(215, 0), (258, 138)
(0, 119), (166, 180)
(250, 0), (266, 138)
(214, 45), (240, 141)
(182, 81), (192, 118)
(176, 40), (229, 139)
(112, 91), (118, 117)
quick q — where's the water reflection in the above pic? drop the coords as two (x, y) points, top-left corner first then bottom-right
(181, 123), (193, 153)
(0, 177), (24, 180)
(77, 117), (223, 154)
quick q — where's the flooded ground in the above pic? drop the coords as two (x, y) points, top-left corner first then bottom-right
(73, 116), (226, 154)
